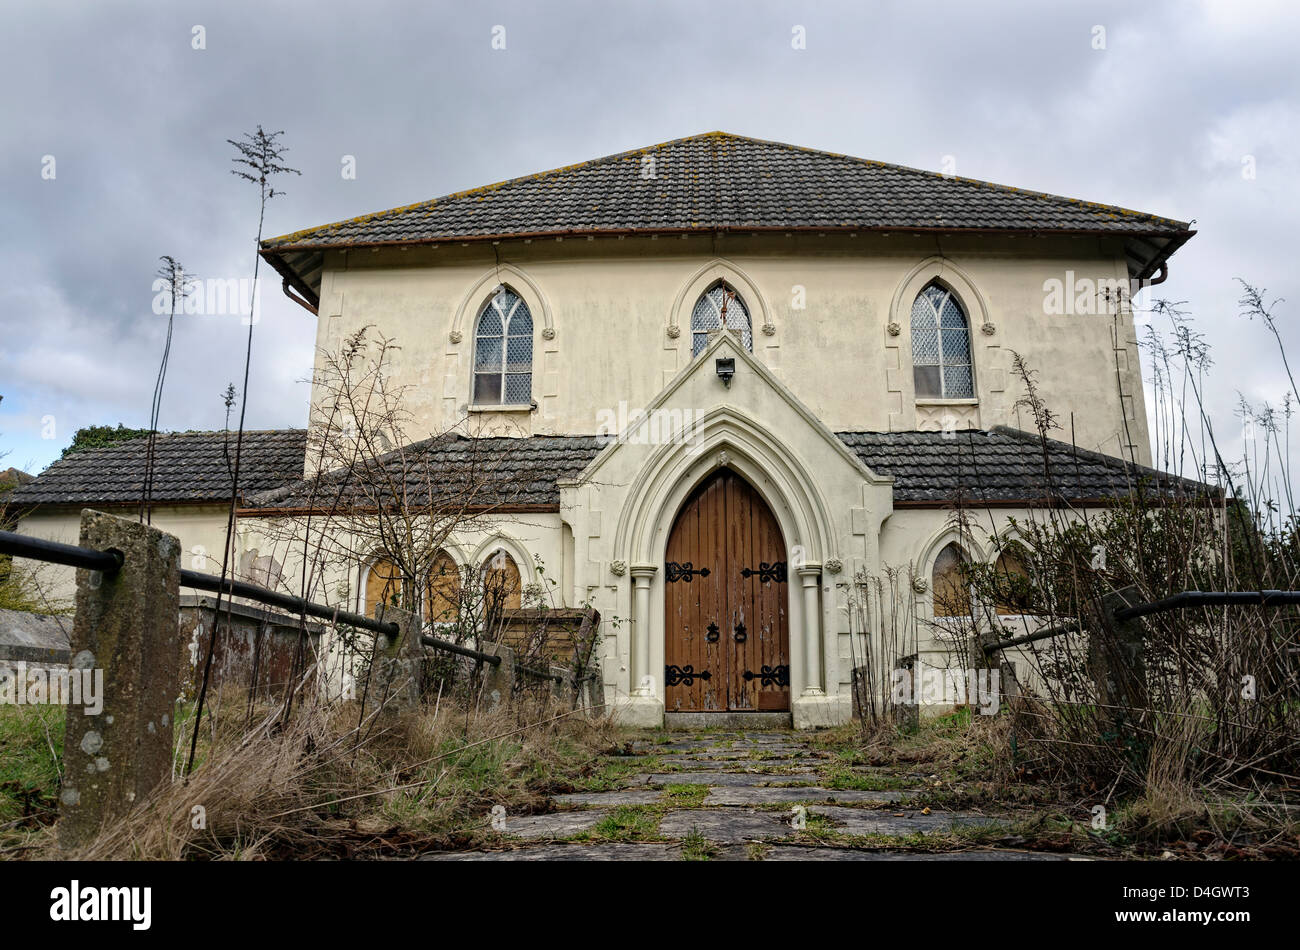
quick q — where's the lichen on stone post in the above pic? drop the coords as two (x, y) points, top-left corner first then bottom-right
(367, 604), (422, 712)
(59, 509), (182, 850)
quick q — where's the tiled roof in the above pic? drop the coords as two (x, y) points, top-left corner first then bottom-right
(261, 132), (1193, 305)
(836, 426), (1213, 504)
(10, 426), (1211, 513)
(243, 433), (606, 511)
(7, 430), (308, 507)
(264, 132), (1189, 250)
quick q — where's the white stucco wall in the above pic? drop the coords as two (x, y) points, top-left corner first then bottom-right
(14, 505), (234, 611)
(307, 232), (1151, 469)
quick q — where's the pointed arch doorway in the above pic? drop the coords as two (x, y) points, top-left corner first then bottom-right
(663, 468), (791, 712)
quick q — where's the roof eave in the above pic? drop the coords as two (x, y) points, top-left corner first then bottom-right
(263, 223), (1197, 291)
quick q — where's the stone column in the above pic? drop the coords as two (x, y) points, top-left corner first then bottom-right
(620, 564), (663, 727)
(792, 562), (844, 730)
(797, 565), (824, 696)
(630, 565), (657, 696)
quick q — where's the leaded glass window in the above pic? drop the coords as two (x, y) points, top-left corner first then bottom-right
(691, 282), (752, 357)
(911, 283), (974, 399)
(473, 288), (533, 405)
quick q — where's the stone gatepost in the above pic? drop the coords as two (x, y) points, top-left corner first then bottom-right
(59, 509), (182, 849)
(1091, 586), (1148, 732)
(892, 653), (920, 733)
(482, 641), (515, 710)
(368, 605), (421, 711)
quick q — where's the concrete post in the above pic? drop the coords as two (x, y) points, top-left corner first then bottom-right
(893, 654), (920, 733)
(368, 604), (421, 711)
(1092, 585), (1148, 731)
(482, 641), (515, 710)
(59, 509), (182, 850)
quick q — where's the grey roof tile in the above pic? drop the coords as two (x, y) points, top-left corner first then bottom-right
(262, 132), (1190, 251)
(11, 426), (1211, 512)
(8, 430), (308, 507)
(836, 426), (1212, 503)
(242, 433), (605, 510)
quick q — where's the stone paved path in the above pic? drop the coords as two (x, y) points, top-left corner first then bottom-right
(422, 730), (1082, 861)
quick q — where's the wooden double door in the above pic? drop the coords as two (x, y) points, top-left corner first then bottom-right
(664, 469), (790, 712)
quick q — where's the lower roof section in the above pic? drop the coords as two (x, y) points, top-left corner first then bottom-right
(10, 426), (1213, 514)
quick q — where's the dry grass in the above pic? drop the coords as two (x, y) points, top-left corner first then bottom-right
(21, 689), (617, 861)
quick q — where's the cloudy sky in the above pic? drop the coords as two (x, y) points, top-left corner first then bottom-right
(2, 0), (1297, 490)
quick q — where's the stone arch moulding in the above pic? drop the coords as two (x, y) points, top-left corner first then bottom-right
(607, 408), (840, 705)
(359, 539), (472, 605)
(915, 524), (988, 618)
(918, 523), (990, 577)
(890, 255), (990, 332)
(667, 258), (772, 341)
(469, 531), (536, 585)
(612, 406), (836, 570)
(450, 264), (554, 343)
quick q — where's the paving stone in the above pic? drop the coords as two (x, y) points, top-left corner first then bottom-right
(808, 805), (1007, 836)
(552, 790), (664, 807)
(647, 770), (821, 786)
(502, 809), (610, 839)
(757, 846), (1080, 861)
(657, 754), (829, 769)
(704, 786), (912, 806)
(658, 808), (793, 842)
(422, 843), (681, 861)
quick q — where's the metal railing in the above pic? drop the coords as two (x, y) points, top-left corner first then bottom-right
(1, 528), (500, 667)
(1113, 589), (1300, 622)
(983, 586), (1300, 655)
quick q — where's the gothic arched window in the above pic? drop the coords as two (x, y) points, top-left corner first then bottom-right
(911, 283), (974, 399)
(993, 543), (1034, 616)
(931, 542), (972, 618)
(480, 549), (522, 611)
(691, 282), (752, 357)
(473, 287), (533, 405)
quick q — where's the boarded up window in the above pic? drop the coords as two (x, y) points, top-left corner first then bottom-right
(365, 558), (404, 619)
(931, 542), (971, 618)
(426, 551), (462, 623)
(481, 550), (522, 611)
(993, 545), (1033, 615)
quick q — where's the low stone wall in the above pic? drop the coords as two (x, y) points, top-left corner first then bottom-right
(0, 607), (71, 673)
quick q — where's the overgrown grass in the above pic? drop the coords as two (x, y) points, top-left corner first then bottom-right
(584, 805), (660, 842)
(0, 704), (64, 848)
(679, 827), (716, 861)
(10, 689), (619, 860)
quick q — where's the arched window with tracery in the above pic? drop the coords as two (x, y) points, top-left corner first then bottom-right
(911, 283), (974, 399)
(473, 286), (533, 405)
(691, 281), (752, 357)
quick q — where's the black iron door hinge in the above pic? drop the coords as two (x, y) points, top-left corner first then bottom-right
(740, 561), (787, 583)
(742, 665), (790, 687)
(666, 561), (712, 583)
(665, 664), (712, 686)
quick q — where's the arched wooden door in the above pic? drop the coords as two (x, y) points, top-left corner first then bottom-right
(664, 469), (790, 712)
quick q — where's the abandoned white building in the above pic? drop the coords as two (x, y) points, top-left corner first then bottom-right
(11, 132), (1196, 727)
